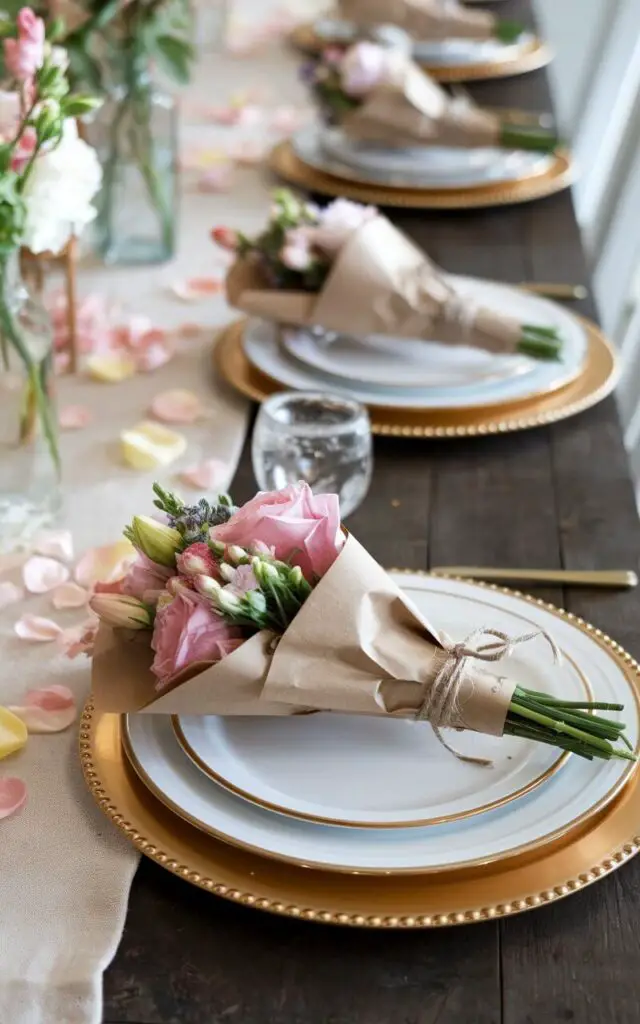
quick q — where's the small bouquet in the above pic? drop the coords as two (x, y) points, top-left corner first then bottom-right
(336, 0), (525, 45)
(304, 42), (559, 153)
(91, 481), (634, 765)
(212, 190), (563, 359)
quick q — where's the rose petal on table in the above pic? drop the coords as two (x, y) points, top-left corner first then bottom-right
(121, 420), (187, 470)
(63, 620), (98, 659)
(54, 351), (70, 374)
(271, 105), (306, 133)
(34, 529), (74, 562)
(179, 458), (230, 491)
(229, 139), (267, 166)
(0, 778), (27, 820)
(170, 277), (223, 302)
(177, 322), (203, 339)
(25, 685), (75, 712)
(197, 166), (235, 193)
(86, 351), (137, 383)
(58, 404), (92, 430)
(10, 686), (77, 733)
(0, 708), (28, 759)
(52, 582), (88, 610)
(23, 556), (70, 594)
(74, 540), (136, 589)
(150, 388), (203, 424)
(0, 582), (23, 610)
(14, 615), (62, 642)
(134, 333), (174, 372)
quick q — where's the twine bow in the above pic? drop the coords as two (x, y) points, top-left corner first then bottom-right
(416, 627), (561, 767)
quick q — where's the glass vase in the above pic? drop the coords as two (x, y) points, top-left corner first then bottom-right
(91, 70), (178, 265)
(0, 250), (60, 551)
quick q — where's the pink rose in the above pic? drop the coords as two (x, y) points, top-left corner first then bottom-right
(281, 227), (314, 271)
(4, 8), (45, 82)
(122, 552), (175, 604)
(210, 481), (344, 582)
(151, 590), (244, 687)
(340, 42), (389, 97)
(304, 198), (378, 255)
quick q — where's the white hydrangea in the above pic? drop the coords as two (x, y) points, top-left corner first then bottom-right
(22, 120), (102, 255)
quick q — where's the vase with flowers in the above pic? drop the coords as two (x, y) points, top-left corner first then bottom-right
(0, 7), (101, 547)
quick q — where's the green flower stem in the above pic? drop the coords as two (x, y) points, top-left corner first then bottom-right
(128, 88), (174, 253)
(518, 326), (562, 360)
(0, 257), (60, 473)
(500, 123), (559, 153)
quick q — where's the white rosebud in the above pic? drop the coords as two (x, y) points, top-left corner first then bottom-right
(218, 589), (242, 614)
(227, 545), (249, 565)
(194, 574), (221, 598)
(219, 563), (236, 584)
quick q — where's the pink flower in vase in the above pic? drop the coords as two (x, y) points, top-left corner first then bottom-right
(4, 8), (45, 82)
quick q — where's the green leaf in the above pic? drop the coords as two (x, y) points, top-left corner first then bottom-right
(61, 95), (103, 116)
(154, 34), (194, 85)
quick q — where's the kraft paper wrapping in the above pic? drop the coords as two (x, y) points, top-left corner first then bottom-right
(92, 535), (516, 737)
(336, 0), (496, 42)
(342, 56), (500, 148)
(226, 217), (522, 354)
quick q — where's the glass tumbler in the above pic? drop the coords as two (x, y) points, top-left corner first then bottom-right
(252, 391), (373, 518)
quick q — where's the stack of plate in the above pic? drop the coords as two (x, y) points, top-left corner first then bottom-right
(83, 574), (640, 926)
(215, 277), (618, 438)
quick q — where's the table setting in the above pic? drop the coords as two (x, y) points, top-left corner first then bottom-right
(1, 1), (640, 1023)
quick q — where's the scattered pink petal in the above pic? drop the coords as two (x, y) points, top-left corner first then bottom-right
(170, 277), (223, 302)
(64, 621), (98, 659)
(52, 582), (88, 610)
(271, 105), (306, 134)
(0, 582), (22, 610)
(197, 166), (235, 193)
(150, 388), (203, 424)
(9, 685), (77, 733)
(34, 529), (74, 562)
(59, 404), (92, 430)
(23, 556), (70, 595)
(14, 615), (62, 642)
(179, 458), (230, 490)
(177, 322), (203, 339)
(74, 541), (136, 590)
(134, 334), (174, 373)
(204, 104), (263, 126)
(54, 351), (70, 374)
(0, 778), (27, 820)
(230, 139), (267, 166)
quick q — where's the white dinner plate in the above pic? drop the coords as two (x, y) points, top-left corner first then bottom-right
(293, 124), (554, 190)
(320, 127), (551, 184)
(243, 276), (588, 411)
(123, 575), (639, 874)
(314, 19), (535, 68)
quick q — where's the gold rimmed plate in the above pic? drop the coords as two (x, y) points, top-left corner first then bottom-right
(214, 317), (618, 439)
(81, 580), (640, 926)
(268, 139), (574, 209)
(289, 24), (552, 83)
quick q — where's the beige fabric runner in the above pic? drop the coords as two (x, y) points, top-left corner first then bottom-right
(0, 2), (318, 1018)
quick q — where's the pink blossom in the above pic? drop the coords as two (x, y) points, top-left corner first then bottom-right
(122, 552), (175, 604)
(176, 542), (219, 580)
(225, 563), (259, 597)
(281, 228), (314, 271)
(340, 42), (390, 97)
(211, 226), (239, 251)
(210, 481), (344, 582)
(151, 590), (244, 688)
(4, 8), (45, 82)
(306, 198), (377, 255)
(10, 125), (35, 172)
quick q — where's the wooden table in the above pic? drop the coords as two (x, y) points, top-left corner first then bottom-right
(103, 2), (640, 1020)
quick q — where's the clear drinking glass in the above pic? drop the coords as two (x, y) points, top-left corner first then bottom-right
(252, 391), (373, 518)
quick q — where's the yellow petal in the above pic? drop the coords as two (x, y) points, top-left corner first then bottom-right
(87, 352), (137, 383)
(120, 420), (187, 470)
(0, 707), (28, 760)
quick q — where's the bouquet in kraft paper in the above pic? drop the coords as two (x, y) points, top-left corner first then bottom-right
(303, 42), (559, 152)
(90, 481), (635, 765)
(212, 190), (563, 359)
(334, 0), (525, 44)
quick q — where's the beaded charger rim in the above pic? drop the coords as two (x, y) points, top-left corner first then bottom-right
(213, 318), (618, 439)
(268, 140), (574, 209)
(80, 577), (640, 928)
(289, 24), (553, 83)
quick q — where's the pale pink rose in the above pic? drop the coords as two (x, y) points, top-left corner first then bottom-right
(281, 228), (314, 271)
(305, 198), (378, 255)
(210, 481), (344, 582)
(340, 42), (389, 97)
(122, 552), (175, 604)
(4, 8), (45, 82)
(151, 590), (244, 687)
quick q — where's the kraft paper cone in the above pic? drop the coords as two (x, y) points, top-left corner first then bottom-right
(91, 535), (515, 737)
(342, 56), (500, 148)
(337, 0), (496, 42)
(227, 216), (522, 354)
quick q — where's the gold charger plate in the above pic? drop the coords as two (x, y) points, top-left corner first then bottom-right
(289, 24), (552, 82)
(80, 586), (640, 927)
(268, 140), (573, 209)
(214, 318), (618, 439)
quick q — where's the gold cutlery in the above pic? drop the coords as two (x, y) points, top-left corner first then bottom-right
(447, 85), (555, 130)
(430, 568), (638, 589)
(519, 282), (588, 301)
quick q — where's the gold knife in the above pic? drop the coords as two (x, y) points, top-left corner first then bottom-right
(519, 282), (588, 301)
(430, 568), (638, 589)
